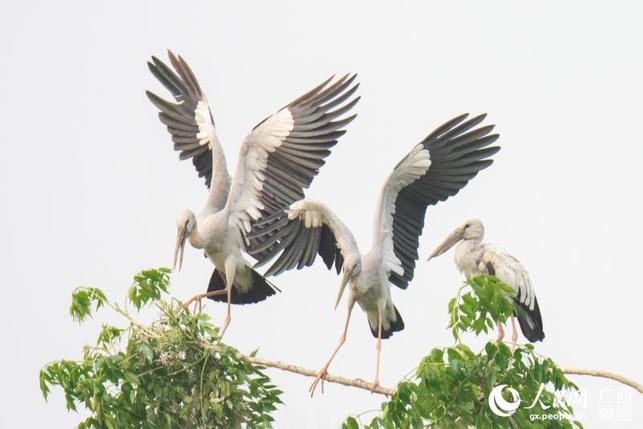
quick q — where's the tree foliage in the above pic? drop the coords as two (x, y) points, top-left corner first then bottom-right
(41, 270), (584, 428)
(448, 275), (515, 341)
(40, 268), (282, 429)
(344, 276), (583, 429)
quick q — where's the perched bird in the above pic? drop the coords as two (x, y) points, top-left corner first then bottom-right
(427, 219), (545, 349)
(250, 113), (500, 394)
(146, 51), (360, 336)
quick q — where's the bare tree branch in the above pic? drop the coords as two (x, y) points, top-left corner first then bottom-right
(561, 368), (643, 394)
(243, 354), (395, 396)
(218, 345), (643, 396)
(207, 343), (394, 395)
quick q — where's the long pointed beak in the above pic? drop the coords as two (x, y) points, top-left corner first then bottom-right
(427, 226), (464, 261)
(334, 270), (351, 310)
(173, 224), (188, 271)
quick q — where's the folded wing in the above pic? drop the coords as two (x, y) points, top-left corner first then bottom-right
(480, 246), (535, 310)
(481, 246), (544, 341)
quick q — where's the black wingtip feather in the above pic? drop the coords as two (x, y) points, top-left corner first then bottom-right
(514, 297), (545, 342)
(207, 269), (278, 305)
(425, 113), (470, 141)
(369, 306), (405, 339)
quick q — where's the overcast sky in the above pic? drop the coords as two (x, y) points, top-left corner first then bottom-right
(1, 1), (641, 427)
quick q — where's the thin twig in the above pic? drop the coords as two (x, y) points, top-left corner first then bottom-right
(561, 368), (643, 394)
(508, 416), (520, 429)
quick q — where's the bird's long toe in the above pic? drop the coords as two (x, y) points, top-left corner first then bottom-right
(219, 315), (232, 339)
(182, 297), (196, 310)
(309, 368), (328, 397)
(182, 293), (204, 311)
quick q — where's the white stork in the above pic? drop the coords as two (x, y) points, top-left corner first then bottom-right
(427, 219), (545, 349)
(146, 51), (360, 337)
(250, 113), (500, 394)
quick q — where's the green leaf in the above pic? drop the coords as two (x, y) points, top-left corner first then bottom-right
(97, 324), (124, 346)
(69, 287), (107, 322)
(39, 369), (51, 400)
(123, 371), (140, 385)
(127, 267), (171, 310)
(343, 416), (359, 429)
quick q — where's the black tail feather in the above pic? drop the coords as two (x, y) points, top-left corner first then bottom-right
(369, 306), (405, 339)
(514, 297), (545, 342)
(207, 269), (278, 305)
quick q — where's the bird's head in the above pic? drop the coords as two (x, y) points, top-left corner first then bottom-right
(427, 219), (484, 261)
(173, 209), (196, 271)
(334, 258), (361, 310)
(461, 219), (484, 240)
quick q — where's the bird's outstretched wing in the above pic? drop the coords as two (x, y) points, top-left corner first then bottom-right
(146, 51), (229, 193)
(374, 113), (500, 289)
(224, 74), (360, 236)
(249, 200), (359, 277)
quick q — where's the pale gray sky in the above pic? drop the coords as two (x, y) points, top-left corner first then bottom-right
(1, 1), (641, 427)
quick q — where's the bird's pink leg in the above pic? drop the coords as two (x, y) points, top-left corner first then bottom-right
(372, 306), (384, 392)
(182, 289), (227, 309)
(496, 322), (505, 342)
(219, 281), (233, 339)
(510, 317), (518, 352)
(218, 262), (237, 339)
(309, 298), (356, 397)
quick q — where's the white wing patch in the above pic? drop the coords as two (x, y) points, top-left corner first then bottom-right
(288, 200), (324, 227)
(287, 200), (360, 264)
(376, 144), (432, 276)
(195, 100), (216, 148)
(228, 108), (295, 232)
(393, 144), (432, 185)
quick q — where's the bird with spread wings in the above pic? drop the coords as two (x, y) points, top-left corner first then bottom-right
(146, 51), (360, 337)
(250, 113), (500, 394)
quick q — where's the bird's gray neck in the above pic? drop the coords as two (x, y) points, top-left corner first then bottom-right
(188, 224), (206, 249)
(454, 238), (484, 278)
